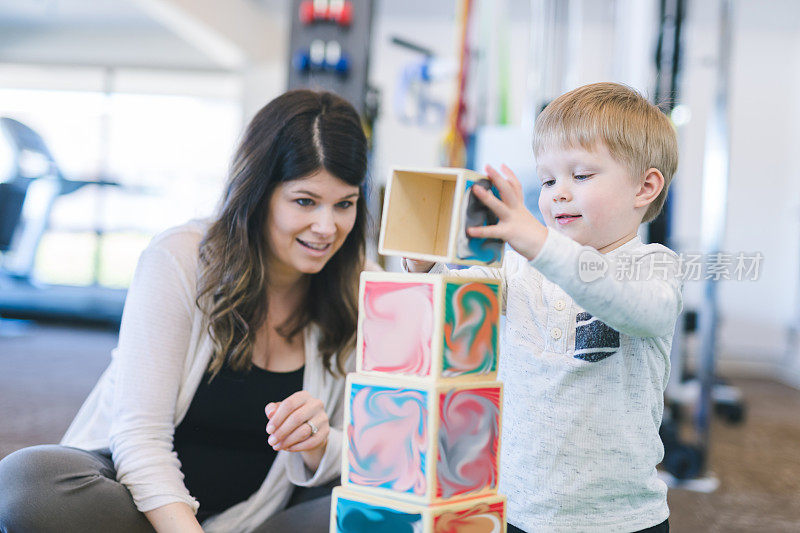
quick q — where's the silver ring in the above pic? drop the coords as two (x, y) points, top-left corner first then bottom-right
(306, 420), (319, 436)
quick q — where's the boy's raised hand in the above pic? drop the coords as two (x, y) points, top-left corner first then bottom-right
(468, 164), (548, 261)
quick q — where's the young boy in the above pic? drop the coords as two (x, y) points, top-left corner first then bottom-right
(407, 82), (681, 532)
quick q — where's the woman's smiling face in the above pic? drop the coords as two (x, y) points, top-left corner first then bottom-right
(266, 169), (360, 283)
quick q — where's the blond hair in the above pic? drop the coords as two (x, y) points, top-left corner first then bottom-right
(533, 82), (678, 223)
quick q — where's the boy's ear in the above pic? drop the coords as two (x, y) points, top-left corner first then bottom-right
(634, 168), (665, 209)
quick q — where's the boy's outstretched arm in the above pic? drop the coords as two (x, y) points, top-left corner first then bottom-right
(469, 164), (680, 338)
(467, 164), (548, 260)
(530, 231), (682, 339)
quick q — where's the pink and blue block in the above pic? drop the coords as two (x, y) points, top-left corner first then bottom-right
(342, 376), (501, 504)
(358, 273), (500, 380)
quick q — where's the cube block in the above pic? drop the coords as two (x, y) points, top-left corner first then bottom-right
(379, 167), (504, 266)
(357, 271), (501, 381)
(342, 373), (502, 504)
(330, 486), (507, 532)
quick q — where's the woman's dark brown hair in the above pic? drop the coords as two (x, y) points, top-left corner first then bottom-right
(197, 90), (368, 378)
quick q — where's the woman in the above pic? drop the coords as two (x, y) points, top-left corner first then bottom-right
(0, 90), (368, 532)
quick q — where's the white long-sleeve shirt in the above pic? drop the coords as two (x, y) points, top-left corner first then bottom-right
(61, 220), (351, 533)
(430, 230), (681, 532)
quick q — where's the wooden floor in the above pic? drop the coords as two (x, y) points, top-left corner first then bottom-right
(1, 322), (799, 531)
(667, 378), (800, 532)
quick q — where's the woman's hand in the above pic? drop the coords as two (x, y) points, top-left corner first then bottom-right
(265, 391), (329, 471)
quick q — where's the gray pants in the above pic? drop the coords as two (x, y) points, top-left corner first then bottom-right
(0, 445), (333, 533)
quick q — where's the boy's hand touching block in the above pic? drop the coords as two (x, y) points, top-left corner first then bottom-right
(468, 163), (548, 261)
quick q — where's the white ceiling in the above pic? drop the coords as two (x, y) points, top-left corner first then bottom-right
(0, 0), (530, 70)
(0, 0), (290, 70)
(0, 0), (157, 29)
(0, 0), (472, 31)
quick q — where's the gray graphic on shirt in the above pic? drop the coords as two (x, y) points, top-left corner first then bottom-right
(574, 312), (619, 362)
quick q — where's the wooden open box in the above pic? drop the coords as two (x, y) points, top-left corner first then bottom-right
(378, 167), (504, 267)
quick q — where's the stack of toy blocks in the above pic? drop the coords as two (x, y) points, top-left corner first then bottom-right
(330, 168), (507, 532)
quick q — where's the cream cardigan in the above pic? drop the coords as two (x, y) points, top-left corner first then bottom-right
(61, 220), (351, 533)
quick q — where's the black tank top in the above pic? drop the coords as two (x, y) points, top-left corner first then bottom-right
(173, 363), (305, 517)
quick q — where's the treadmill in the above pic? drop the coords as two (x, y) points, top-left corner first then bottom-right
(0, 117), (126, 328)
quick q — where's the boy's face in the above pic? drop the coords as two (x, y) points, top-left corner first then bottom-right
(536, 143), (644, 253)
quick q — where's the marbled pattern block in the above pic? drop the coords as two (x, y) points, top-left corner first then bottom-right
(361, 281), (434, 376)
(346, 383), (429, 495)
(442, 281), (499, 377)
(437, 387), (501, 498)
(433, 500), (505, 533)
(334, 495), (422, 532)
(357, 272), (501, 382)
(330, 487), (507, 533)
(456, 179), (504, 264)
(343, 375), (502, 504)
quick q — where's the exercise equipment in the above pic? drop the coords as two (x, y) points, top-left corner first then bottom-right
(656, 0), (746, 486)
(0, 117), (125, 327)
(390, 37), (450, 129)
(299, 0), (352, 27)
(293, 40), (350, 75)
(287, 0), (373, 118)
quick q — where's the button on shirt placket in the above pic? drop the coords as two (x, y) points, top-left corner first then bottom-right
(544, 282), (569, 353)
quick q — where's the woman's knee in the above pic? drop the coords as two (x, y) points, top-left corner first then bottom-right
(0, 445), (67, 530)
(0, 445), (67, 493)
(0, 445), (122, 532)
